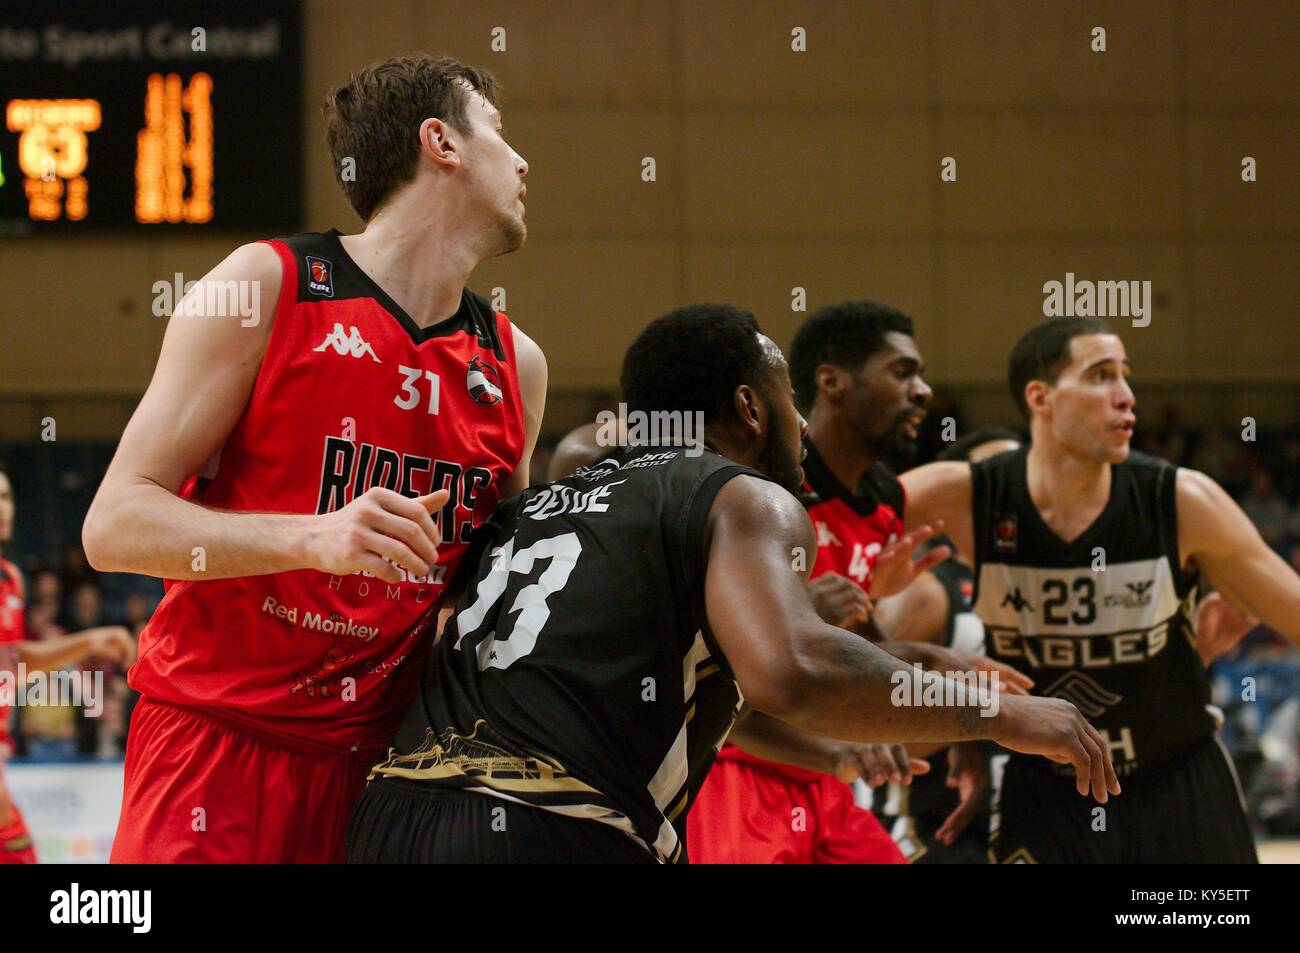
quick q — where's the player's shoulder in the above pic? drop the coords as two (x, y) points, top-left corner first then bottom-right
(1172, 465), (1232, 514)
(507, 320), (547, 383)
(709, 469), (812, 543)
(209, 239), (284, 282)
(901, 459), (972, 495)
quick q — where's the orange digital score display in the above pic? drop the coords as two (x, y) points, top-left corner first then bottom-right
(5, 72), (213, 225)
(135, 72), (213, 223)
(5, 98), (101, 221)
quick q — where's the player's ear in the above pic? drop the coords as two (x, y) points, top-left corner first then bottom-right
(815, 364), (846, 404)
(1024, 379), (1051, 416)
(732, 384), (763, 437)
(420, 118), (460, 169)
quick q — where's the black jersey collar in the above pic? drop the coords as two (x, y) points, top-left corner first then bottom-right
(801, 437), (879, 517)
(326, 229), (491, 347)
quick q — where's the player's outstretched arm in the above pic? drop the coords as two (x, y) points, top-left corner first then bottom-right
(729, 707), (930, 786)
(898, 462), (975, 562)
(1178, 468), (1300, 644)
(704, 475), (1119, 801)
(82, 243), (448, 583)
(16, 625), (136, 674)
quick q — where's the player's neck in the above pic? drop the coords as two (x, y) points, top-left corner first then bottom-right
(1026, 441), (1111, 531)
(340, 207), (483, 329)
(806, 411), (872, 492)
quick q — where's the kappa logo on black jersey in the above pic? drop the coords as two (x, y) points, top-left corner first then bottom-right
(306, 256), (334, 297)
(994, 514), (1018, 553)
(1042, 671), (1123, 718)
(467, 355), (503, 406)
(1001, 587), (1034, 612)
(1105, 579), (1155, 609)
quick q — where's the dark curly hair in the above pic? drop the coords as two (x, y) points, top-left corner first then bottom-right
(789, 300), (914, 413)
(621, 304), (771, 427)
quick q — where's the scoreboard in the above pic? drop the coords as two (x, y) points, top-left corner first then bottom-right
(0, 1), (301, 234)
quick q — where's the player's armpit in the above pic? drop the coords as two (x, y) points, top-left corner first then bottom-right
(1177, 467), (1300, 643)
(898, 462), (974, 561)
(500, 325), (547, 499)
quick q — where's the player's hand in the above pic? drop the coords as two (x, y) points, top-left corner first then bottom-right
(807, 572), (872, 628)
(85, 626), (137, 665)
(304, 487), (450, 584)
(1196, 591), (1257, 665)
(934, 741), (989, 845)
(831, 742), (930, 787)
(915, 644), (1034, 695)
(867, 522), (952, 600)
(990, 695), (1121, 803)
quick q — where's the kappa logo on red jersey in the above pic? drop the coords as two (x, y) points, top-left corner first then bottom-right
(306, 256), (334, 297)
(313, 323), (381, 363)
(815, 520), (842, 548)
(466, 355), (503, 406)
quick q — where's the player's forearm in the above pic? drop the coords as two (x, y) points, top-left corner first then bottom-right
(727, 710), (844, 774)
(83, 479), (313, 580)
(767, 626), (999, 745)
(16, 633), (99, 672)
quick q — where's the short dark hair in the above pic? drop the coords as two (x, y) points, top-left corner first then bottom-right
(789, 300), (914, 413)
(1007, 317), (1113, 419)
(937, 426), (1022, 462)
(621, 304), (770, 427)
(324, 54), (500, 221)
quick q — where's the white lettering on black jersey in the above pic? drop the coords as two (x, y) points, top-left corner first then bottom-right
(371, 447), (768, 863)
(971, 447), (1213, 776)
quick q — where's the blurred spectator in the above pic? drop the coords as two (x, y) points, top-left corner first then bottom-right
(59, 541), (98, 594)
(31, 568), (63, 616)
(25, 602), (66, 641)
(65, 580), (106, 632)
(1279, 437), (1300, 504)
(1240, 471), (1290, 551)
(1190, 427), (1231, 487)
(123, 592), (153, 638)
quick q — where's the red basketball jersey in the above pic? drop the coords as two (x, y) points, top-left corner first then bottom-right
(0, 559), (24, 752)
(129, 231), (527, 753)
(801, 438), (906, 587)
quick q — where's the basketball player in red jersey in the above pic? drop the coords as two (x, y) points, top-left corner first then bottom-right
(83, 56), (548, 863)
(0, 461), (135, 863)
(689, 300), (1021, 863)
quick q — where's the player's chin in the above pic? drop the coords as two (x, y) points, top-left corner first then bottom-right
(1102, 439), (1132, 464)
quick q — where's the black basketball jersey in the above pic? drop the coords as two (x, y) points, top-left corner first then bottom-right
(971, 447), (1213, 776)
(370, 447), (765, 863)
